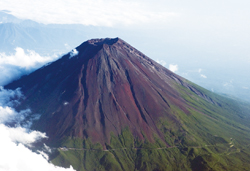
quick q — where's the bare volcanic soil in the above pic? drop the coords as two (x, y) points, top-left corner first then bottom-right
(5, 38), (214, 145)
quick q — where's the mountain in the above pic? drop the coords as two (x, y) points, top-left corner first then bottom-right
(0, 11), (90, 55)
(5, 38), (250, 171)
(0, 22), (88, 55)
(0, 10), (23, 24)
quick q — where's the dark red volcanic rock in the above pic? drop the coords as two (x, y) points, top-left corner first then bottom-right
(5, 38), (211, 145)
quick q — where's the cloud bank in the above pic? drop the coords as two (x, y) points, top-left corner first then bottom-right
(0, 47), (59, 86)
(0, 48), (75, 170)
(0, 87), (76, 171)
(0, 124), (75, 171)
(0, 48), (58, 68)
(0, 0), (177, 26)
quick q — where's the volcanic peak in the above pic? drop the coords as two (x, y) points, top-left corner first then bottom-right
(5, 37), (222, 146)
(87, 37), (119, 46)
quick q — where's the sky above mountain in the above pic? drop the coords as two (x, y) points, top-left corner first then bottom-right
(0, 0), (174, 26)
(1, 0), (249, 29)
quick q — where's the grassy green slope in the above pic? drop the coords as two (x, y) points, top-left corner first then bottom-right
(51, 81), (250, 171)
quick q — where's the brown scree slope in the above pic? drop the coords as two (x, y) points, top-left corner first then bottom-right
(5, 38), (216, 146)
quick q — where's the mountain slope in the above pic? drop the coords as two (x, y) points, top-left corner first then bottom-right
(0, 11), (89, 55)
(5, 38), (250, 171)
(0, 22), (89, 55)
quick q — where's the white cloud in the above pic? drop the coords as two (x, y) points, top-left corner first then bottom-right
(0, 87), (76, 171)
(0, 106), (16, 123)
(0, 48), (59, 86)
(0, 88), (34, 128)
(3, 125), (47, 146)
(64, 43), (71, 50)
(200, 74), (207, 78)
(0, 124), (75, 171)
(69, 49), (78, 59)
(0, 0), (178, 26)
(0, 47), (58, 69)
(156, 59), (167, 67)
(197, 68), (207, 78)
(243, 87), (249, 89)
(0, 87), (23, 106)
(169, 64), (178, 73)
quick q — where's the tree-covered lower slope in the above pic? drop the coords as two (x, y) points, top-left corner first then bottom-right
(50, 80), (250, 171)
